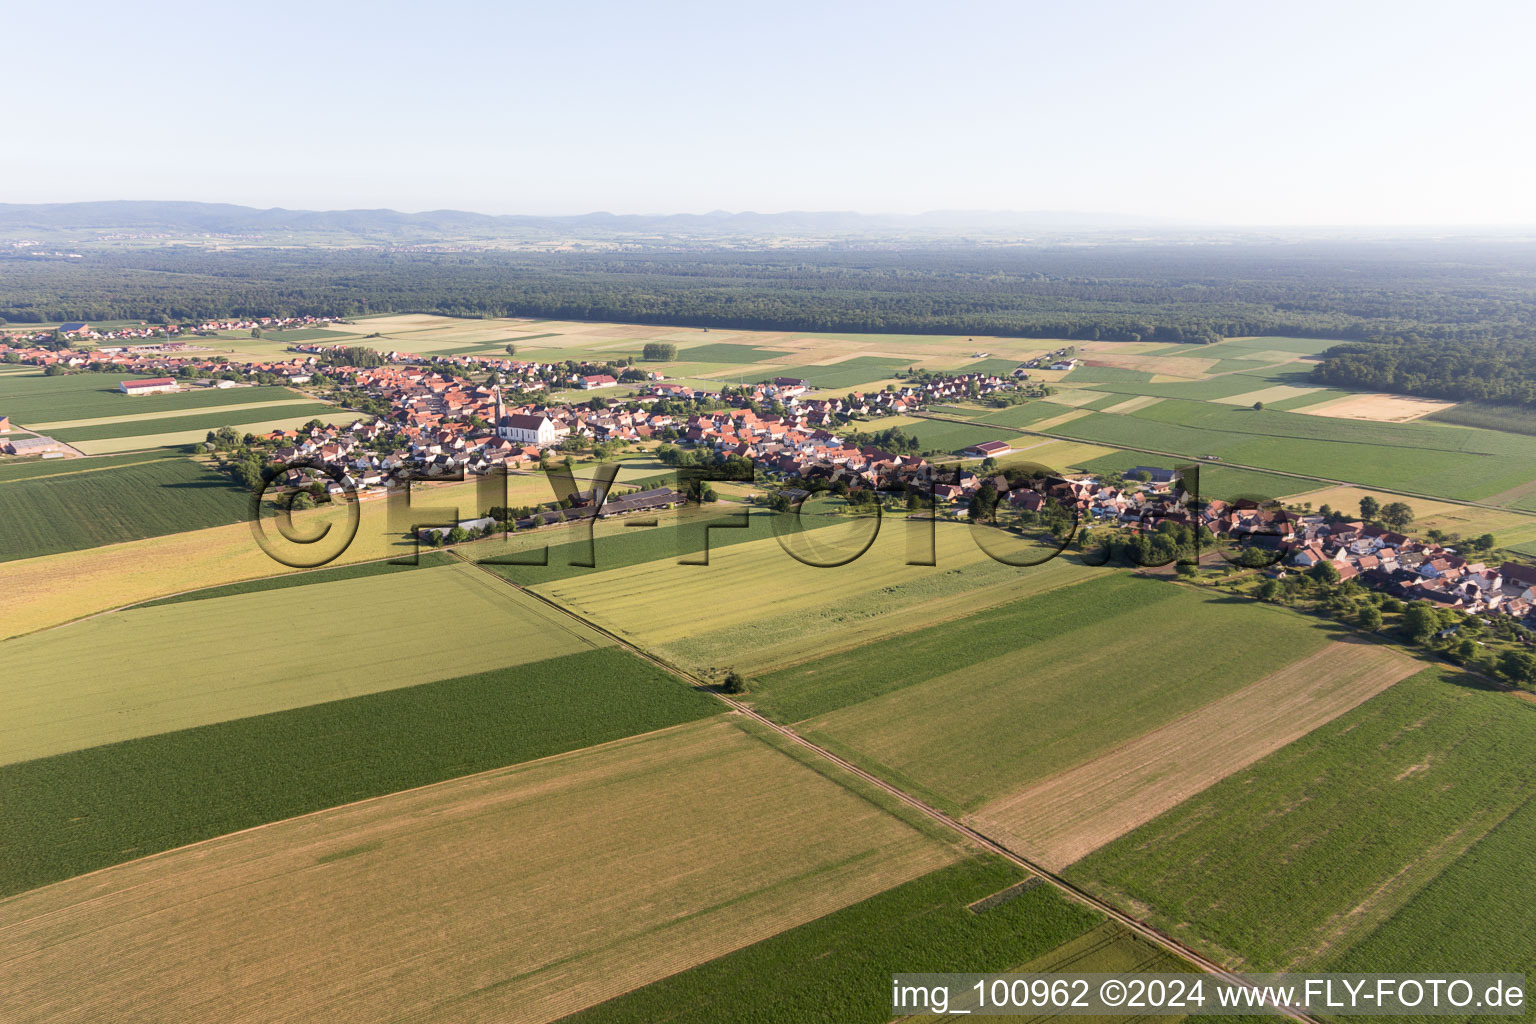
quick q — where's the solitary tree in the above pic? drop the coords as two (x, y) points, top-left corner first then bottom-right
(1358, 495), (1381, 521)
(1252, 401), (1264, 411)
(721, 669), (746, 694)
(1357, 604), (1383, 630)
(504, 343), (517, 357)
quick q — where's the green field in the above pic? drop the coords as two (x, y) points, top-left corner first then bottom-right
(566, 856), (1103, 1024)
(0, 372), (308, 424)
(1068, 669), (1536, 972)
(0, 454), (252, 562)
(1428, 400), (1536, 437)
(674, 343), (790, 363)
(1063, 365), (1155, 383)
(897, 418), (1028, 452)
(790, 574), (1338, 815)
(1076, 449), (1304, 500)
(1043, 401), (1536, 501)
(0, 562), (610, 764)
(758, 356), (912, 389)
(135, 551), (458, 607)
(0, 447), (186, 481)
(44, 400), (335, 442)
(947, 402), (1096, 427)
(0, 647), (719, 897)
(1080, 375), (1280, 401)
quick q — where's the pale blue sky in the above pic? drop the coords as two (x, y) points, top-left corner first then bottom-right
(7, 0), (1533, 224)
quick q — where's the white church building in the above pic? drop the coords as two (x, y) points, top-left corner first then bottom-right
(493, 388), (559, 445)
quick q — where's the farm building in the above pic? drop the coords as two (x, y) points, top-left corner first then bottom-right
(58, 322), (91, 336)
(578, 374), (618, 389)
(1128, 466), (1178, 484)
(417, 517), (499, 542)
(1049, 358), (1079, 370)
(0, 415), (10, 433)
(120, 377), (180, 396)
(599, 487), (686, 517)
(963, 440), (1015, 458)
(5, 435), (63, 456)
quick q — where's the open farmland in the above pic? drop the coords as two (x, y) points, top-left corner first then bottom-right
(0, 646), (719, 895)
(1295, 391), (1458, 422)
(23, 396), (321, 432)
(755, 356), (914, 388)
(896, 418), (1029, 452)
(970, 640), (1418, 870)
(0, 561), (609, 763)
(0, 716), (959, 1024)
(135, 550), (458, 607)
(0, 452), (251, 561)
(1039, 400), (1536, 501)
(1068, 669), (1536, 972)
(481, 504), (844, 585)
(58, 404), (347, 453)
(0, 372), (309, 423)
(537, 518), (1105, 676)
(0, 468), (617, 638)
(43, 400), (335, 442)
(785, 574), (1341, 816)
(567, 857), (1105, 1024)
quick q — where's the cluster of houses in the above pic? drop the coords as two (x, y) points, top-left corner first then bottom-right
(965, 470), (1536, 629)
(8, 316), (346, 345)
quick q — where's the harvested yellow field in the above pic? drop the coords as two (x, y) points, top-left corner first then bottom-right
(1297, 392), (1458, 422)
(25, 397), (313, 432)
(0, 717), (956, 1024)
(1001, 438), (1116, 471)
(968, 640), (1418, 870)
(1281, 485), (1536, 547)
(0, 562), (609, 764)
(1213, 385), (1323, 407)
(71, 410), (356, 455)
(1040, 389), (1105, 408)
(1028, 407), (1095, 432)
(0, 469), (626, 639)
(1084, 354), (1213, 376)
(1101, 395), (1164, 414)
(541, 520), (1101, 674)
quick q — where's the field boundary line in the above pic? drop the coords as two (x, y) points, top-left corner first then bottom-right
(0, 715), (726, 909)
(447, 551), (1324, 1024)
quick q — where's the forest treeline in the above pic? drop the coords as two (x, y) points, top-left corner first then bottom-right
(1313, 335), (1536, 406)
(5, 242), (1536, 346)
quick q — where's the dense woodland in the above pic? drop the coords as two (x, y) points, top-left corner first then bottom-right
(5, 242), (1536, 345)
(9, 242), (1536, 402)
(1312, 336), (1536, 406)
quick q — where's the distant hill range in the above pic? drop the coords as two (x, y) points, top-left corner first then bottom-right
(0, 201), (1177, 245)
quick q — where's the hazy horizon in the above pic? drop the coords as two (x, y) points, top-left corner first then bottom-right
(9, 0), (1536, 226)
